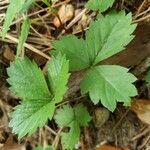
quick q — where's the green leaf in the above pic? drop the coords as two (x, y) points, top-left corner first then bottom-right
(85, 11), (136, 65)
(145, 68), (150, 87)
(80, 65), (137, 111)
(52, 11), (136, 71)
(74, 104), (92, 126)
(7, 55), (70, 138)
(16, 18), (31, 57)
(7, 57), (51, 100)
(1, 0), (26, 38)
(54, 105), (74, 127)
(61, 121), (80, 150)
(9, 99), (55, 138)
(34, 146), (43, 150)
(86, 0), (115, 12)
(48, 53), (70, 102)
(34, 146), (55, 150)
(52, 35), (90, 71)
(19, 0), (35, 14)
(55, 104), (91, 150)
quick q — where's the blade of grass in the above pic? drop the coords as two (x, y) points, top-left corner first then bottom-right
(16, 18), (31, 57)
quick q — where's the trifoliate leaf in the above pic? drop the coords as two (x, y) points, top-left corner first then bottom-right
(7, 55), (71, 138)
(52, 11), (136, 71)
(17, 18), (31, 57)
(9, 99), (55, 138)
(48, 53), (70, 102)
(80, 65), (137, 111)
(86, 0), (115, 12)
(52, 35), (90, 71)
(1, 0), (26, 38)
(85, 11), (136, 65)
(54, 104), (91, 150)
(145, 69), (150, 87)
(7, 57), (51, 100)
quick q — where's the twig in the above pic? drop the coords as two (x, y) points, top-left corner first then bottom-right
(3, 34), (51, 60)
(135, 0), (147, 18)
(138, 135), (150, 150)
(0, 34), (51, 60)
(131, 126), (150, 141)
(112, 108), (130, 133)
(133, 7), (150, 19)
(52, 128), (63, 149)
(45, 125), (57, 136)
(58, 8), (88, 38)
(133, 14), (150, 23)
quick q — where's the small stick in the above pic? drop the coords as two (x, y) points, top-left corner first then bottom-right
(112, 108), (130, 133)
(135, 0), (147, 18)
(4, 34), (51, 60)
(133, 14), (150, 23)
(52, 128), (63, 149)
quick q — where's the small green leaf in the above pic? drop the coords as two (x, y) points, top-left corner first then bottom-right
(54, 105), (74, 127)
(74, 104), (92, 126)
(17, 18), (31, 57)
(80, 65), (137, 111)
(145, 68), (150, 87)
(86, 0), (115, 12)
(48, 53), (70, 103)
(19, 0), (35, 14)
(7, 57), (51, 100)
(9, 99), (55, 138)
(1, 0), (26, 38)
(55, 104), (91, 150)
(52, 35), (90, 71)
(34, 146), (55, 150)
(61, 121), (80, 150)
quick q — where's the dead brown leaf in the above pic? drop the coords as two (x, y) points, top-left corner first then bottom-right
(130, 99), (150, 125)
(2, 136), (25, 150)
(53, 4), (74, 28)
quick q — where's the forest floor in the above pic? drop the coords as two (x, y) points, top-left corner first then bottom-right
(0, 0), (150, 150)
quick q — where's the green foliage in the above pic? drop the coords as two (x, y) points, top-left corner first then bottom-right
(1, 0), (26, 38)
(52, 10), (137, 111)
(1, 0), (35, 38)
(34, 146), (55, 150)
(54, 104), (91, 150)
(145, 68), (150, 87)
(53, 35), (90, 71)
(6, 0), (138, 148)
(19, 0), (35, 15)
(53, 11), (136, 70)
(17, 18), (31, 57)
(80, 65), (137, 111)
(9, 99), (55, 138)
(48, 53), (70, 103)
(86, 0), (115, 12)
(7, 57), (51, 100)
(7, 54), (70, 138)
(85, 11), (136, 65)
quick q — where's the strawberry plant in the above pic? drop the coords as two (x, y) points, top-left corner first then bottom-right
(3, 0), (138, 149)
